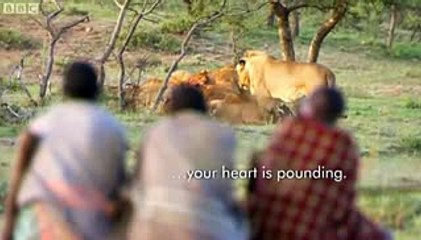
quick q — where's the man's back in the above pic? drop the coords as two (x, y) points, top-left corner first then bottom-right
(18, 101), (127, 211)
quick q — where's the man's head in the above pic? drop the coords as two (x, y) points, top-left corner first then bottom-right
(298, 87), (345, 125)
(165, 84), (208, 114)
(63, 61), (99, 101)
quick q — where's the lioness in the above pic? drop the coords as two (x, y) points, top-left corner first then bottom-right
(236, 50), (336, 102)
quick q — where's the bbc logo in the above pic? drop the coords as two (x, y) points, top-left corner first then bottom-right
(2, 3), (40, 15)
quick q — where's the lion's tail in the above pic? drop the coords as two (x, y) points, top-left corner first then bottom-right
(326, 71), (336, 88)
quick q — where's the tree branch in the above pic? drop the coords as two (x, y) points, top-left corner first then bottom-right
(152, 0), (227, 112)
(37, 0), (89, 100)
(307, 0), (348, 62)
(56, 16), (89, 36)
(116, 0), (162, 110)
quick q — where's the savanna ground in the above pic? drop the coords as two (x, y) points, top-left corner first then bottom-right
(0, 1), (421, 239)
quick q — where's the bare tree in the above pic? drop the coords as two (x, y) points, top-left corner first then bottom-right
(97, 0), (132, 89)
(307, 0), (348, 62)
(116, 0), (162, 110)
(35, 0), (89, 101)
(152, 0), (228, 112)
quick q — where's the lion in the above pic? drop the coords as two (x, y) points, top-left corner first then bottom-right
(209, 98), (268, 124)
(186, 70), (214, 87)
(236, 50), (336, 103)
(208, 89), (294, 125)
(207, 65), (238, 85)
(168, 70), (192, 85)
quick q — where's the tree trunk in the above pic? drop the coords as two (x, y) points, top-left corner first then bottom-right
(307, 0), (348, 63)
(267, 8), (276, 27)
(230, 30), (240, 65)
(117, 15), (138, 111)
(386, 4), (398, 49)
(290, 10), (300, 39)
(272, 2), (295, 61)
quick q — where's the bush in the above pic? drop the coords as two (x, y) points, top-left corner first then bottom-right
(404, 99), (421, 110)
(127, 29), (181, 53)
(389, 43), (421, 60)
(399, 136), (421, 153)
(0, 28), (40, 50)
(160, 16), (195, 34)
(65, 6), (90, 16)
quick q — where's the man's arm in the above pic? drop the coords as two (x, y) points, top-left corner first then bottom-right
(2, 131), (40, 240)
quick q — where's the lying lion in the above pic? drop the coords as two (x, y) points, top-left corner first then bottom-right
(209, 94), (295, 125)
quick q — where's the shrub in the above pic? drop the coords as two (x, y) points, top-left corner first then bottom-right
(160, 16), (195, 34)
(389, 43), (421, 60)
(127, 29), (181, 53)
(399, 136), (421, 153)
(65, 6), (90, 16)
(404, 99), (421, 110)
(0, 28), (40, 50)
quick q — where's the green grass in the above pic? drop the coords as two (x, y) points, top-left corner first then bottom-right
(0, 28), (40, 50)
(0, 1), (421, 237)
(358, 192), (421, 239)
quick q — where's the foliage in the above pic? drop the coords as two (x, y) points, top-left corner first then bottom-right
(0, 28), (40, 50)
(65, 6), (90, 16)
(401, 8), (421, 40)
(404, 98), (421, 109)
(388, 43), (421, 59)
(399, 136), (421, 153)
(125, 28), (181, 53)
(347, 0), (386, 38)
(159, 15), (196, 34)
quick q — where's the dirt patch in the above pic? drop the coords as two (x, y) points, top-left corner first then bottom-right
(370, 84), (421, 97)
(0, 138), (15, 147)
(0, 15), (232, 87)
(0, 15), (114, 83)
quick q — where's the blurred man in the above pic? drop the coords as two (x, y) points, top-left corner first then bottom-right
(130, 84), (249, 240)
(248, 87), (392, 240)
(3, 61), (129, 240)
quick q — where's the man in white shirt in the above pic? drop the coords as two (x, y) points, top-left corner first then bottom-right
(3, 61), (128, 240)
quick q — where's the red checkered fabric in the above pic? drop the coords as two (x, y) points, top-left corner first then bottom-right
(249, 117), (388, 240)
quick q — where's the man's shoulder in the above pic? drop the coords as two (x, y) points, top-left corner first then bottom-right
(151, 112), (235, 139)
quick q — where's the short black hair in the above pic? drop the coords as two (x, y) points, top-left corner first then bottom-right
(63, 61), (99, 100)
(166, 84), (207, 114)
(313, 87), (345, 124)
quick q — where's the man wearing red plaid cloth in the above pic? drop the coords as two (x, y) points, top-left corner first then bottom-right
(248, 88), (392, 240)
